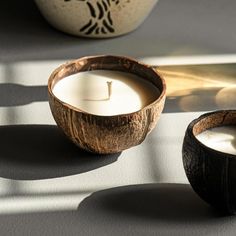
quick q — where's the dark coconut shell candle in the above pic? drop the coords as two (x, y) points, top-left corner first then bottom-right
(183, 110), (236, 214)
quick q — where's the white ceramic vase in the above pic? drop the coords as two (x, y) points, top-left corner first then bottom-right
(34, 0), (158, 38)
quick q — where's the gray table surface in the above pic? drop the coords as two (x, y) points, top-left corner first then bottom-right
(0, 0), (236, 235)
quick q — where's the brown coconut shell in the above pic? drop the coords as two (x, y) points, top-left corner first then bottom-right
(48, 55), (166, 154)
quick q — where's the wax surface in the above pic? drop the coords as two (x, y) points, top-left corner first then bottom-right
(196, 126), (236, 155)
(53, 70), (160, 116)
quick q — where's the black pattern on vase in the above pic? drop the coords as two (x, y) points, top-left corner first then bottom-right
(64, 0), (128, 35)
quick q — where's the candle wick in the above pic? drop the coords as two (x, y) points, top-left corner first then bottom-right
(107, 81), (112, 100)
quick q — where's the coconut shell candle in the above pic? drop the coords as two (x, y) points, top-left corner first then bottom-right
(183, 110), (236, 214)
(52, 70), (160, 116)
(197, 126), (236, 155)
(48, 55), (166, 154)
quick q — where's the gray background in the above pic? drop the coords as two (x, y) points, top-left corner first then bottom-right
(1, 0), (236, 62)
(0, 0), (236, 235)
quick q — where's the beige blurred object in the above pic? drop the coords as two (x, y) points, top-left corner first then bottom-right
(34, 0), (158, 38)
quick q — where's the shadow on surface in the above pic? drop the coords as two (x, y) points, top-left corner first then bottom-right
(0, 184), (235, 235)
(0, 0), (93, 61)
(79, 183), (223, 222)
(75, 184), (234, 235)
(0, 0), (68, 39)
(0, 84), (47, 107)
(0, 125), (119, 180)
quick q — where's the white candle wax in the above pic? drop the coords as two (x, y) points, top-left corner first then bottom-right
(196, 126), (236, 155)
(52, 70), (160, 116)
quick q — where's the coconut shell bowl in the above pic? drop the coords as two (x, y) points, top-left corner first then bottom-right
(183, 110), (236, 214)
(48, 55), (166, 154)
